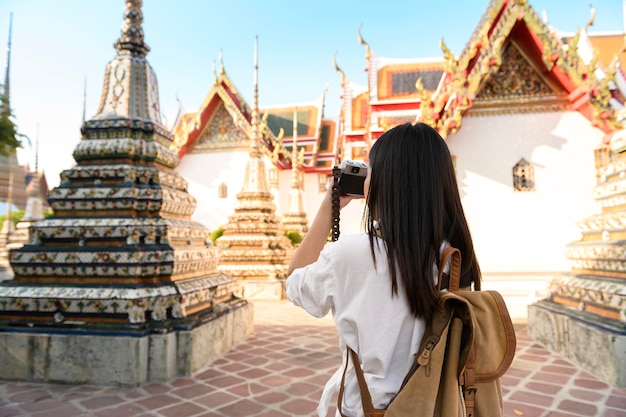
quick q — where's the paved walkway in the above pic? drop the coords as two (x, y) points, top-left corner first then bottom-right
(0, 300), (624, 417)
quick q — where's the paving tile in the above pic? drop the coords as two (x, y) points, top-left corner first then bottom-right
(93, 403), (146, 417)
(509, 390), (555, 407)
(31, 403), (85, 417)
(79, 395), (125, 410)
(136, 394), (182, 410)
(568, 388), (605, 402)
(603, 409), (626, 417)
(557, 399), (598, 416)
(9, 389), (51, 403)
(141, 384), (171, 395)
(0, 407), (24, 417)
(574, 378), (611, 390)
(206, 375), (247, 389)
(525, 381), (563, 395)
(217, 398), (265, 416)
(280, 398), (320, 415)
(505, 401), (546, 417)
(194, 390), (239, 407)
(158, 401), (205, 417)
(606, 395), (626, 410)
(171, 383), (212, 399)
(19, 399), (67, 413)
(226, 382), (269, 396)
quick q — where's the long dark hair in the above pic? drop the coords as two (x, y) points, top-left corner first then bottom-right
(365, 122), (481, 321)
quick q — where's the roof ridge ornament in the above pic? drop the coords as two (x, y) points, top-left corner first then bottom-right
(584, 4), (595, 32)
(357, 23), (370, 61)
(114, 0), (150, 57)
(333, 51), (346, 87)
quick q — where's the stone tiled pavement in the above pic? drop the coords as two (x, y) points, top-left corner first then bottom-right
(0, 301), (625, 417)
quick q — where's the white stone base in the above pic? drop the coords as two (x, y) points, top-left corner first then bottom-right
(0, 301), (254, 386)
(235, 279), (285, 301)
(528, 301), (626, 387)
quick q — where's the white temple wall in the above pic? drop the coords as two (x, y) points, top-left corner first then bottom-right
(445, 112), (602, 318)
(176, 150), (251, 232)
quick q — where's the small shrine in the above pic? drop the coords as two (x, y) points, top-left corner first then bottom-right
(216, 38), (293, 300)
(528, 130), (626, 387)
(0, 0), (252, 386)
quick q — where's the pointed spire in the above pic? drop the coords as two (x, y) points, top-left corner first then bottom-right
(291, 107), (299, 187)
(250, 36), (261, 158)
(114, 0), (149, 56)
(81, 76), (87, 123)
(92, 0), (161, 123)
(2, 13), (12, 112)
(219, 49), (225, 74)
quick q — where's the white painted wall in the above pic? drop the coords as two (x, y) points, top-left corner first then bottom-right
(177, 150), (251, 231)
(447, 112), (601, 274)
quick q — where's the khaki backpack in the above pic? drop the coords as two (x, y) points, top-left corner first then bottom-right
(338, 247), (516, 417)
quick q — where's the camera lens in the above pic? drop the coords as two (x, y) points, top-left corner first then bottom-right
(351, 166), (360, 174)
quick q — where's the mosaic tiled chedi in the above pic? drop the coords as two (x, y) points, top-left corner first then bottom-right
(547, 133), (626, 325)
(0, 0), (247, 331)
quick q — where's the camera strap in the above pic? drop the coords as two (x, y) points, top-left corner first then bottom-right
(331, 166), (341, 242)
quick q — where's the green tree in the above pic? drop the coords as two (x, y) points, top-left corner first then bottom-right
(285, 230), (303, 245)
(0, 86), (26, 156)
(209, 226), (225, 244)
(0, 209), (24, 226)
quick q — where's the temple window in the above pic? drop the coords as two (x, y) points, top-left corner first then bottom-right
(218, 182), (227, 199)
(512, 158), (534, 192)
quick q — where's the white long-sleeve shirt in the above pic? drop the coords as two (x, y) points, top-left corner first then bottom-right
(286, 233), (432, 417)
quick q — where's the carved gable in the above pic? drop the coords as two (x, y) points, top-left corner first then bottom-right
(471, 42), (569, 115)
(189, 101), (250, 153)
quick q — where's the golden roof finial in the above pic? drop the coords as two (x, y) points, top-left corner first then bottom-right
(584, 4), (595, 32)
(357, 23), (371, 61)
(333, 51), (346, 87)
(219, 49), (225, 74)
(440, 37), (456, 73)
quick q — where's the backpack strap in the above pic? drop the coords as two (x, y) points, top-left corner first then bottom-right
(437, 246), (461, 292)
(443, 246), (478, 417)
(338, 348), (383, 417)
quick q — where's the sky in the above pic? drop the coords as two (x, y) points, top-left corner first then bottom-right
(0, 0), (624, 189)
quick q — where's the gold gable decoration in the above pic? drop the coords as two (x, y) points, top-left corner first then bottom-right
(190, 101), (250, 153)
(471, 42), (569, 115)
(417, 0), (623, 137)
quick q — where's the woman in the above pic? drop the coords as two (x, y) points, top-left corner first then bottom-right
(286, 122), (481, 417)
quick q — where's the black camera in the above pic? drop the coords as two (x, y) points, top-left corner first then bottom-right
(338, 159), (368, 197)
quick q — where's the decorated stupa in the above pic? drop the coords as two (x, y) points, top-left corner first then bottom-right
(282, 108), (309, 237)
(216, 38), (293, 300)
(0, 0), (252, 385)
(529, 130), (626, 387)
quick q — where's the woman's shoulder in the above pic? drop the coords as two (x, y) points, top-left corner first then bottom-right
(335, 233), (371, 248)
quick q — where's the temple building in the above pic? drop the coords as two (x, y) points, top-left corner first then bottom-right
(171, 0), (626, 318)
(0, 0), (252, 385)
